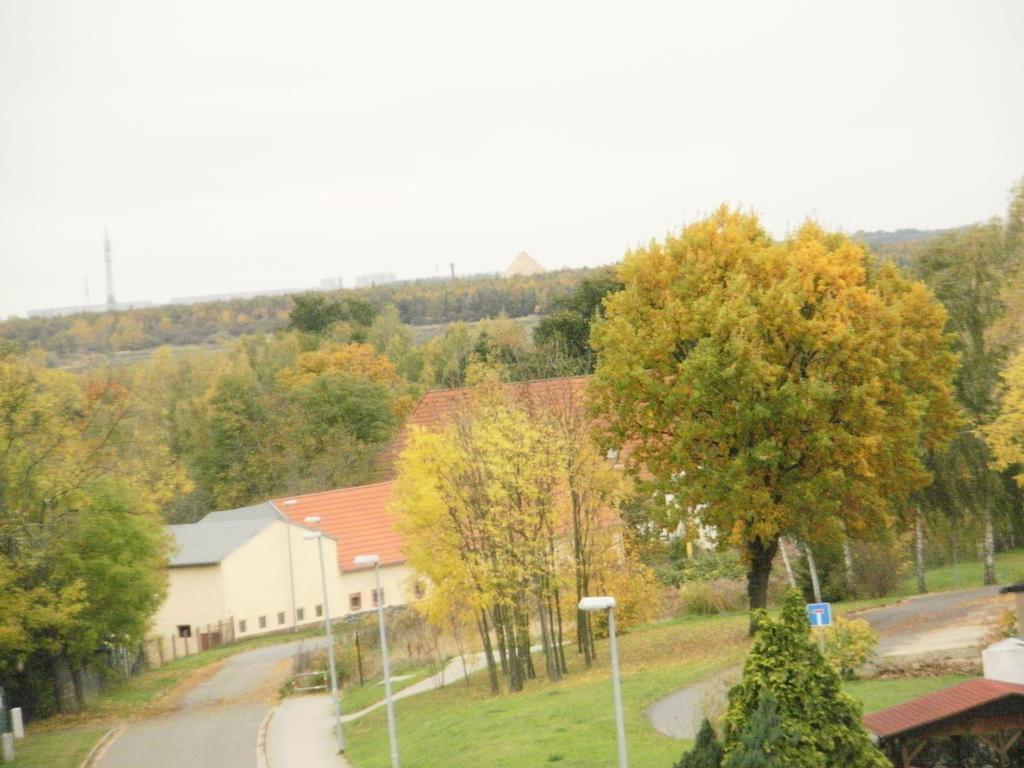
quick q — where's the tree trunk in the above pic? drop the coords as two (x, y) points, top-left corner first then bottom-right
(842, 538), (855, 588)
(915, 508), (927, 594)
(746, 537), (779, 635)
(984, 507), (997, 586)
(476, 611), (500, 694)
(778, 537), (797, 588)
(804, 542), (822, 603)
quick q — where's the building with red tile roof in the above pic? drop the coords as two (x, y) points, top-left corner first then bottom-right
(272, 481), (404, 573)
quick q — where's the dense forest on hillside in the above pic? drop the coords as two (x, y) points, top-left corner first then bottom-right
(0, 268), (597, 365)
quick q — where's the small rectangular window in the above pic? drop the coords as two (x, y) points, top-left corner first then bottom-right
(239, 619), (247, 633)
(296, 607), (305, 621)
(258, 615), (267, 629)
(372, 588), (384, 608)
(177, 624), (192, 638)
(413, 581), (425, 599)
(278, 612), (286, 625)
(315, 604), (323, 618)
(349, 593), (362, 612)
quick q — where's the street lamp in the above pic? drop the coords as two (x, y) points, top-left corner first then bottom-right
(354, 553), (399, 768)
(303, 516), (344, 754)
(579, 596), (628, 768)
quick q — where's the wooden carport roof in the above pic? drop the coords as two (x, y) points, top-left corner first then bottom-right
(863, 678), (1024, 766)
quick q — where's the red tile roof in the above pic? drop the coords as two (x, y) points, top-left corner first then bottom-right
(272, 481), (404, 573)
(863, 678), (1024, 739)
(381, 376), (592, 473)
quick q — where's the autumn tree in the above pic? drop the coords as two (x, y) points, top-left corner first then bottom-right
(986, 349), (1024, 488)
(0, 352), (173, 715)
(591, 208), (957, 627)
(912, 216), (1018, 584)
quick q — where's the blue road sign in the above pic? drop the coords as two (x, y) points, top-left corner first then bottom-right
(806, 602), (832, 628)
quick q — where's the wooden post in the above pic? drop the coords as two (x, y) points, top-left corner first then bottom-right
(171, 634), (177, 660)
(218, 620), (224, 647)
(157, 636), (164, 666)
(355, 631), (365, 686)
(184, 634), (190, 656)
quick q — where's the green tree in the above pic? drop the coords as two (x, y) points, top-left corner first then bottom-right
(676, 719), (725, 768)
(722, 696), (792, 768)
(723, 591), (889, 768)
(913, 218), (1017, 584)
(591, 208), (957, 626)
(288, 293), (346, 333)
(533, 267), (623, 372)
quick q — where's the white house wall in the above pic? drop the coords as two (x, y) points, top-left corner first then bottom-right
(152, 564), (226, 639)
(220, 521), (344, 637)
(338, 563), (416, 615)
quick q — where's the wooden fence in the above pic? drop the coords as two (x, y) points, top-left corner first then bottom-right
(142, 618), (236, 669)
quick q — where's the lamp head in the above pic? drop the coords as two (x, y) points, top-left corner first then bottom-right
(301, 531), (318, 541)
(353, 554), (380, 567)
(304, 515), (321, 524)
(578, 596), (616, 612)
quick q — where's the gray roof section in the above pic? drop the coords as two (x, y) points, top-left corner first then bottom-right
(201, 501), (283, 525)
(168, 517), (275, 567)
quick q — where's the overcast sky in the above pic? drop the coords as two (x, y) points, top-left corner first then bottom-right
(1, 1), (1022, 317)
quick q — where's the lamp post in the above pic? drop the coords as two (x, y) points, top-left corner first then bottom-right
(579, 596), (627, 768)
(354, 554), (399, 768)
(303, 516), (344, 754)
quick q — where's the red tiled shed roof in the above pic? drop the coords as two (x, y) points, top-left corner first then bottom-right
(381, 376), (592, 473)
(863, 678), (1024, 739)
(272, 481), (404, 573)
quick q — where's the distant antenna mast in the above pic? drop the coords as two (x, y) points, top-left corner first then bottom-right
(104, 229), (116, 309)
(449, 262), (455, 280)
(83, 275), (91, 305)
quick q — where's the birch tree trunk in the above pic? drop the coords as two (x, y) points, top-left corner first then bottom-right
(984, 507), (997, 586)
(915, 509), (927, 594)
(842, 538), (855, 588)
(804, 542), (823, 603)
(779, 537), (797, 588)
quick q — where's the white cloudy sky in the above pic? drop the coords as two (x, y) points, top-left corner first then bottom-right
(1, 1), (1022, 317)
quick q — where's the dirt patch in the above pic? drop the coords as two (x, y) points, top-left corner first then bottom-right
(871, 657), (982, 679)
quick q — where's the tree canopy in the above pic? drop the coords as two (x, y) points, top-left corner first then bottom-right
(591, 208), (957, 624)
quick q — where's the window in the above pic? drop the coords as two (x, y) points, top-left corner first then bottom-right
(278, 612), (286, 625)
(258, 615), (267, 629)
(239, 619), (247, 633)
(296, 607), (305, 621)
(315, 604), (323, 618)
(176, 625), (192, 639)
(372, 588), (384, 608)
(349, 593), (362, 612)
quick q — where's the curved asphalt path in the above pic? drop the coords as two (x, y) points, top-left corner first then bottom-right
(98, 638), (323, 768)
(647, 584), (1010, 739)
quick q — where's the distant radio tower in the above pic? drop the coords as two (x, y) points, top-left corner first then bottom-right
(83, 275), (91, 305)
(104, 229), (116, 309)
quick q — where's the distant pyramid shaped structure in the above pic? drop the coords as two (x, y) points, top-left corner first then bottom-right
(503, 251), (545, 278)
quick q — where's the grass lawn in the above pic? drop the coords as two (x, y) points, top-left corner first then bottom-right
(344, 614), (751, 768)
(9, 726), (109, 768)
(846, 675), (973, 712)
(341, 666), (435, 714)
(899, 548), (1024, 595)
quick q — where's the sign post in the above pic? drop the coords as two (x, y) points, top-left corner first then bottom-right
(806, 602), (832, 654)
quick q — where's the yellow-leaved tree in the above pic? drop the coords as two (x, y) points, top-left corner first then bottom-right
(985, 349), (1024, 487)
(591, 208), (958, 631)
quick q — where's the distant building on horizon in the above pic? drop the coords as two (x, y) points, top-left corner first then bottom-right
(355, 272), (397, 288)
(503, 251), (545, 278)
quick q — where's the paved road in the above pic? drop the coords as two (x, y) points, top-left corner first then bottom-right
(98, 639), (322, 768)
(858, 585), (1006, 657)
(647, 585), (1011, 739)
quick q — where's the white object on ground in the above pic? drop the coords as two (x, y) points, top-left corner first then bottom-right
(1, 733), (14, 763)
(983, 638), (1024, 684)
(10, 708), (23, 740)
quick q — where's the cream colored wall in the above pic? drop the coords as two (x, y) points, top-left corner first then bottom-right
(220, 521), (344, 638)
(338, 563), (418, 615)
(152, 565), (226, 638)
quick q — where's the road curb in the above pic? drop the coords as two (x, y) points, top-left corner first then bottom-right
(257, 705), (277, 768)
(79, 724), (123, 768)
